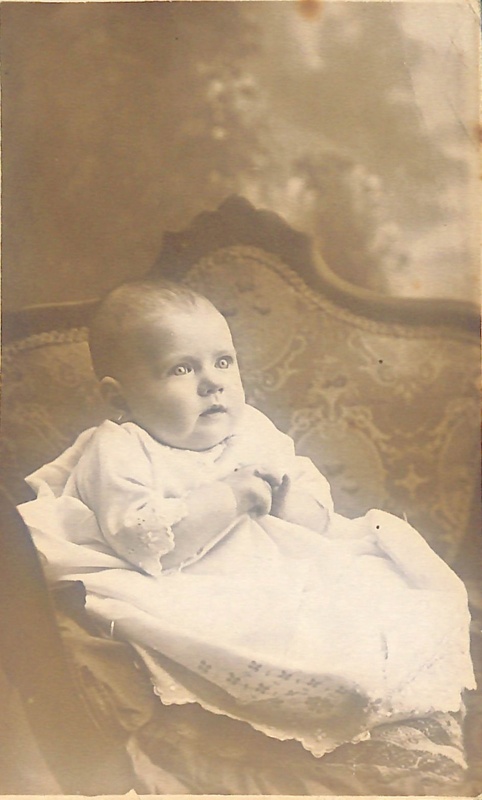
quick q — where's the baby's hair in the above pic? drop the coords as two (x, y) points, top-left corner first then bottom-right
(89, 278), (210, 380)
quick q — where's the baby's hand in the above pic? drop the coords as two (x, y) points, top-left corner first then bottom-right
(269, 473), (291, 517)
(253, 465), (286, 492)
(223, 466), (275, 517)
(270, 474), (330, 533)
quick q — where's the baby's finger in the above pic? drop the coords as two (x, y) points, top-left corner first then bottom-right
(254, 467), (285, 489)
(252, 477), (273, 516)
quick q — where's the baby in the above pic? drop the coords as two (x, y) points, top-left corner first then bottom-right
(19, 279), (475, 758)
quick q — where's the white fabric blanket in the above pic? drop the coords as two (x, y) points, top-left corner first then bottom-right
(18, 415), (475, 757)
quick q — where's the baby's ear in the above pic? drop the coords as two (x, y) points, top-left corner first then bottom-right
(99, 376), (130, 414)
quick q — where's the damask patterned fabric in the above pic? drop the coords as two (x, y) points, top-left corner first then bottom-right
(1, 331), (106, 505)
(184, 246), (480, 564)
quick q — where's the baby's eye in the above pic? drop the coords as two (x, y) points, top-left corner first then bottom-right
(171, 364), (192, 376)
(216, 355), (233, 370)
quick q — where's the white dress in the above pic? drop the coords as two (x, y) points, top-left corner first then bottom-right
(19, 405), (475, 757)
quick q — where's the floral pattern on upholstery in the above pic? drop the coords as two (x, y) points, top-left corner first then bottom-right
(1, 331), (109, 504)
(184, 246), (480, 563)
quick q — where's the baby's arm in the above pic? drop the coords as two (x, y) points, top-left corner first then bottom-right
(233, 407), (332, 534)
(74, 425), (273, 575)
(160, 466), (273, 569)
(267, 457), (333, 534)
(270, 474), (330, 532)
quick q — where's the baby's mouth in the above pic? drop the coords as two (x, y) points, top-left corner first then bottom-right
(200, 404), (227, 417)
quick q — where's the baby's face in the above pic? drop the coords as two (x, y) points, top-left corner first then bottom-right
(117, 302), (245, 450)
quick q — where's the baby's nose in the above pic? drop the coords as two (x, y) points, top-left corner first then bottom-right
(198, 375), (224, 396)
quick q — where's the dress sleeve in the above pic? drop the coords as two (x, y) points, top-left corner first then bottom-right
(72, 422), (188, 577)
(287, 456), (334, 514)
(238, 407), (334, 513)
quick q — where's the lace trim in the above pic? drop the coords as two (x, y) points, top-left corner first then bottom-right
(134, 645), (349, 758)
(132, 622), (470, 760)
(116, 496), (189, 577)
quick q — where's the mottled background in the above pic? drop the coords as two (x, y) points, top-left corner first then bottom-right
(1, 0), (479, 310)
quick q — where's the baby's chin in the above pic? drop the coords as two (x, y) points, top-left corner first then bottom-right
(153, 417), (240, 452)
(188, 419), (238, 451)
